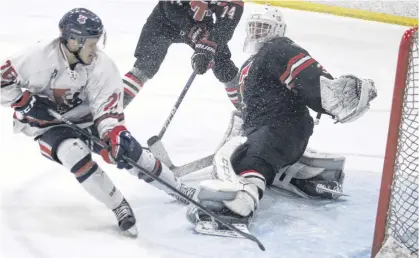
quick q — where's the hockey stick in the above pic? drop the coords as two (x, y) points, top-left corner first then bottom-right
(148, 135), (215, 177)
(147, 71), (197, 167)
(48, 109), (265, 251)
(158, 71), (197, 139)
(172, 154), (214, 177)
(154, 110), (243, 177)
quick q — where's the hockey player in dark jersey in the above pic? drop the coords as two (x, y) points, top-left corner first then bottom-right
(186, 5), (377, 237)
(122, 1), (244, 109)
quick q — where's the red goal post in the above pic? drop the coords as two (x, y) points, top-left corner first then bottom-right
(371, 27), (418, 258)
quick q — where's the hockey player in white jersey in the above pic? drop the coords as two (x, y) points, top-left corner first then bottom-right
(185, 6), (377, 237)
(1, 8), (196, 236)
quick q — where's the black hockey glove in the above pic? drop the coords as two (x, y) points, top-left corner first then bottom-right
(191, 38), (216, 74)
(187, 23), (208, 45)
(12, 90), (57, 121)
(100, 125), (142, 170)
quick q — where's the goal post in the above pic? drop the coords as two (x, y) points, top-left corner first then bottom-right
(372, 27), (418, 258)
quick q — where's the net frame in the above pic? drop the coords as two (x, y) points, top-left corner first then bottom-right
(372, 27), (418, 258)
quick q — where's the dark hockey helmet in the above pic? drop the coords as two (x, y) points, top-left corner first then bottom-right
(59, 8), (106, 49)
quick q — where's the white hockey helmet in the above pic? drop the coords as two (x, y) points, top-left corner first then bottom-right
(243, 5), (287, 54)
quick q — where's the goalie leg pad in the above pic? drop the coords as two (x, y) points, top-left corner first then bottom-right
(273, 149), (346, 199)
(190, 136), (261, 217)
(214, 110), (244, 152)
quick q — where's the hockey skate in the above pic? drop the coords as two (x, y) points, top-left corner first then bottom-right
(290, 177), (346, 199)
(112, 198), (138, 237)
(168, 183), (197, 205)
(272, 148), (347, 200)
(187, 205), (252, 238)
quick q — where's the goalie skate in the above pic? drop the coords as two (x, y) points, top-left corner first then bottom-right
(272, 148), (347, 200)
(190, 206), (252, 238)
(291, 178), (348, 199)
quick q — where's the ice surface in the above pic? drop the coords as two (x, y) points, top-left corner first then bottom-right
(0, 1), (409, 257)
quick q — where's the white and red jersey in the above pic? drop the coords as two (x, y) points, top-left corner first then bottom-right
(1, 38), (124, 138)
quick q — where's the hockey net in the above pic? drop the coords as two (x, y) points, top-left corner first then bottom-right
(372, 27), (418, 258)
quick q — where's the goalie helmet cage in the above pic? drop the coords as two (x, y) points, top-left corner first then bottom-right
(371, 27), (418, 258)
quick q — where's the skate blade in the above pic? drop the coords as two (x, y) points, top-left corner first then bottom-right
(122, 225), (138, 238)
(194, 221), (250, 238)
(316, 185), (349, 198)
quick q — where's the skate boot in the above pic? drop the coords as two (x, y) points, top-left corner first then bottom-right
(168, 183), (197, 205)
(112, 198), (138, 236)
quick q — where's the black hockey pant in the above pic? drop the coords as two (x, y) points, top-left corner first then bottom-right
(232, 116), (314, 186)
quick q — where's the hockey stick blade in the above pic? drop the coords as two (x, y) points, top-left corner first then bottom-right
(147, 136), (214, 177)
(173, 154), (214, 177)
(195, 221), (251, 238)
(147, 136), (174, 168)
(316, 185), (349, 198)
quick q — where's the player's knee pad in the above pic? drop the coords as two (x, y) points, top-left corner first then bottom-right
(56, 138), (98, 183)
(38, 126), (83, 162)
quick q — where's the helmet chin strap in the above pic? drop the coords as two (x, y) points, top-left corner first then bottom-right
(71, 51), (86, 65)
(59, 40), (85, 80)
(60, 38), (87, 66)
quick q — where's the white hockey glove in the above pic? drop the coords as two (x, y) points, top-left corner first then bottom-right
(190, 136), (259, 217)
(320, 75), (377, 123)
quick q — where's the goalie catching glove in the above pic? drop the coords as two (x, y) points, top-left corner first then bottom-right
(320, 74), (377, 123)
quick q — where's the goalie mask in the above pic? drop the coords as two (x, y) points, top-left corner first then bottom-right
(243, 5), (287, 54)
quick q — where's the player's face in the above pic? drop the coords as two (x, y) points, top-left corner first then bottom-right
(66, 32), (106, 65)
(78, 37), (100, 65)
(248, 22), (271, 40)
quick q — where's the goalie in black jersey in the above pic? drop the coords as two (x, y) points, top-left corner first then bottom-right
(122, 1), (244, 109)
(186, 5), (377, 236)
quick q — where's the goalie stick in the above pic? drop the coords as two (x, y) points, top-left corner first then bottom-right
(149, 110), (243, 177)
(48, 109), (266, 251)
(148, 135), (215, 177)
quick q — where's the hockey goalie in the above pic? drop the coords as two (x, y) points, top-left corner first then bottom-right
(186, 5), (377, 237)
